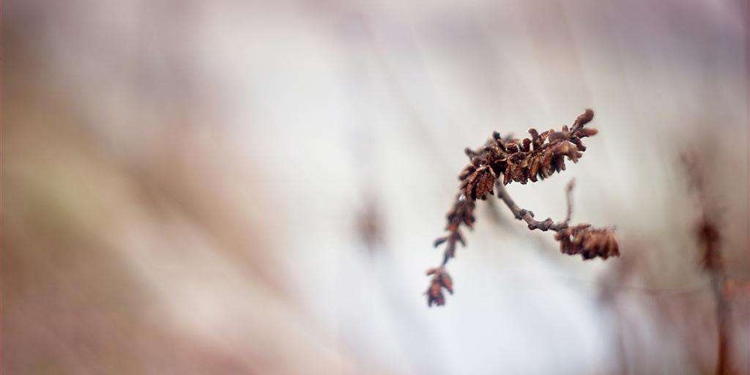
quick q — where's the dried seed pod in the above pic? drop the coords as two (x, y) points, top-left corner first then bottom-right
(462, 166), (497, 200)
(572, 108), (594, 128)
(522, 138), (532, 152)
(427, 282), (445, 307)
(570, 137), (587, 151)
(503, 164), (513, 185)
(577, 128), (598, 137)
(554, 155), (566, 172)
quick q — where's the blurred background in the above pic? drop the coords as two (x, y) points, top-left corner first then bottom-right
(3, 0), (749, 373)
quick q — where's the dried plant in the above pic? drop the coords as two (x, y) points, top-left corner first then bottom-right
(426, 109), (619, 307)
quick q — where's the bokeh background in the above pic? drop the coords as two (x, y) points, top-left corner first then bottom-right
(3, 0), (749, 374)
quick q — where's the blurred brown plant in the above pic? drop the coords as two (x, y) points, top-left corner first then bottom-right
(682, 151), (734, 375)
(426, 109), (619, 307)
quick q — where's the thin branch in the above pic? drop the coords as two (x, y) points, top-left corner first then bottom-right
(494, 180), (570, 232)
(564, 179), (575, 225)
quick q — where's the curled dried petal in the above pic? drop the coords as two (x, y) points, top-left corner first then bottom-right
(578, 128), (598, 137)
(433, 236), (448, 247)
(573, 108), (594, 128)
(441, 273), (454, 294)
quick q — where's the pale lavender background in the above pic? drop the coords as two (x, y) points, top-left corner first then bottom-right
(4, 0), (748, 374)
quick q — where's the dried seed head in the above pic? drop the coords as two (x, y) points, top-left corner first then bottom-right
(425, 267), (454, 307)
(483, 111), (599, 187)
(556, 225), (619, 260)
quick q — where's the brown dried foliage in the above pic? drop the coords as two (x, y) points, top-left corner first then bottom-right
(459, 109), (596, 198)
(556, 224), (620, 260)
(426, 109), (619, 307)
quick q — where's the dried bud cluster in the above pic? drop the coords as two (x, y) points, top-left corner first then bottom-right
(555, 224), (620, 260)
(427, 109), (618, 307)
(459, 109), (597, 200)
(433, 195), (475, 262)
(426, 267), (453, 307)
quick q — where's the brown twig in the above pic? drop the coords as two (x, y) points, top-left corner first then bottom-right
(426, 110), (619, 307)
(494, 180), (571, 232)
(564, 179), (575, 224)
(495, 179), (618, 260)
